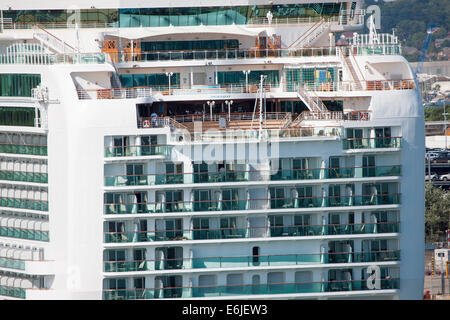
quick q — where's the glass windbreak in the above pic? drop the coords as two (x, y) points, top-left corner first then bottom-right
(4, 9), (118, 25)
(118, 4), (343, 27)
(286, 68), (336, 91)
(141, 40), (239, 52)
(0, 107), (36, 126)
(5, 4), (344, 28)
(120, 73), (180, 88)
(0, 74), (41, 97)
(218, 70), (280, 85)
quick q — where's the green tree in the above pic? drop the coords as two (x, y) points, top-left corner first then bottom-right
(424, 105), (448, 121)
(425, 182), (450, 242)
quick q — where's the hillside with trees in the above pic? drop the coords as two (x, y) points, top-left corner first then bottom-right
(364, 0), (450, 62)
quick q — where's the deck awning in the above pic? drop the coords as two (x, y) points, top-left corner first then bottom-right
(102, 24), (264, 40)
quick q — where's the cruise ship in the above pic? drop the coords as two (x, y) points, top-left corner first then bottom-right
(0, 0), (425, 300)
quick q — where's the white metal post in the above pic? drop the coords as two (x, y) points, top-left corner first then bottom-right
(444, 103), (448, 150)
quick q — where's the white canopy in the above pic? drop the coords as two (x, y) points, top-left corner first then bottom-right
(102, 24), (264, 40)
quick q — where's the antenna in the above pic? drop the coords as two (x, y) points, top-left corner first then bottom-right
(368, 15), (379, 45)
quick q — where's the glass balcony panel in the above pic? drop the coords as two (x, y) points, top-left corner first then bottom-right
(343, 137), (401, 150)
(102, 277), (400, 299)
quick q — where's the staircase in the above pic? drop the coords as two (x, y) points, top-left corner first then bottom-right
(288, 18), (331, 48)
(341, 48), (364, 90)
(33, 25), (77, 55)
(296, 84), (327, 113)
(283, 85), (328, 128)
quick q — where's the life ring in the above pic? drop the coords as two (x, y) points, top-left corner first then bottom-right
(360, 113), (368, 121)
(142, 120), (151, 128)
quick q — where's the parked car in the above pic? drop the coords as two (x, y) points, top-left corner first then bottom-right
(425, 172), (439, 181)
(439, 172), (450, 181)
(433, 152), (450, 163)
(425, 152), (440, 161)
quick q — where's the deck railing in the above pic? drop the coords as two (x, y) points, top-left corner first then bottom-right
(104, 145), (171, 158)
(0, 285), (26, 299)
(103, 250), (400, 272)
(0, 171), (48, 184)
(0, 197), (49, 211)
(77, 87), (152, 100)
(103, 221), (400, 244)
(0, 143), (47, 156)
(0, 52), (105, 65)
(343, 137), (402, 150)
(103, 193), (401, 215)
(102, 278), (399, 300)
(83, 78), (415, 101)
(104, 165), (401, 187)
(0, 256), (26, 270)
(173, 126), (342, 141)
(0, 227), (49, 242)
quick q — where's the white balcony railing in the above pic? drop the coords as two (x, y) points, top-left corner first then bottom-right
(77, 87), (152, 100)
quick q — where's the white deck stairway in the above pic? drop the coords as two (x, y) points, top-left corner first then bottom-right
(341, 48), (364, 90)
(284, 84), (328, 128)
(288, 18), (331, 48)
(296, 84), (328, 113)
(32, 25), (77, 55)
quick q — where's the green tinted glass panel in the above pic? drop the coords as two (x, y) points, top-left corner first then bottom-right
(119, 73), (180, 87)
(0, 107), (35, 126)
(218, 70), (279, 85)
(0, 74), (41, 97)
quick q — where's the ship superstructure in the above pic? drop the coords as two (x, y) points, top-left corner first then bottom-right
(0, 0), (424, 299)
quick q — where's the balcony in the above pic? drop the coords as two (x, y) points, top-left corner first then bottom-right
(111, 42), (402, 65)
(103, 250), (400, 272)
(343, 137), (402, 150)
(103, 221), (400, 244)
(269, 194), (401, 209)
(104, 145), (171, 158)
(174, 126), (342, 142)
(103, 194), (401, 215)
(110, 79), (414, 101)
(0, 227), (49, 242)
(0, 143), (47, 156)
(102, 278), (399, 299)
(0, 197), (48, 211)
(0, 171), (48, 184)
(0, 285), (26, 299)
(0, 257), (26, 271)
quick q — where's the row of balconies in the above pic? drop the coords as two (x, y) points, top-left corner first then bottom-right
(0, 197), (48, 212)
(103, 137), (402, 159)
(0, 272), (51, 299)
(0, 171), (48, 184)
(103, 249), (400, 273)
(0, 227), (49, 242)
(103, 221), (400, 244)
(102, 278), (400, 300)
(104, 194), (401, 215)
(104, 165), (401, 187)
(0, 143), (47, 157)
